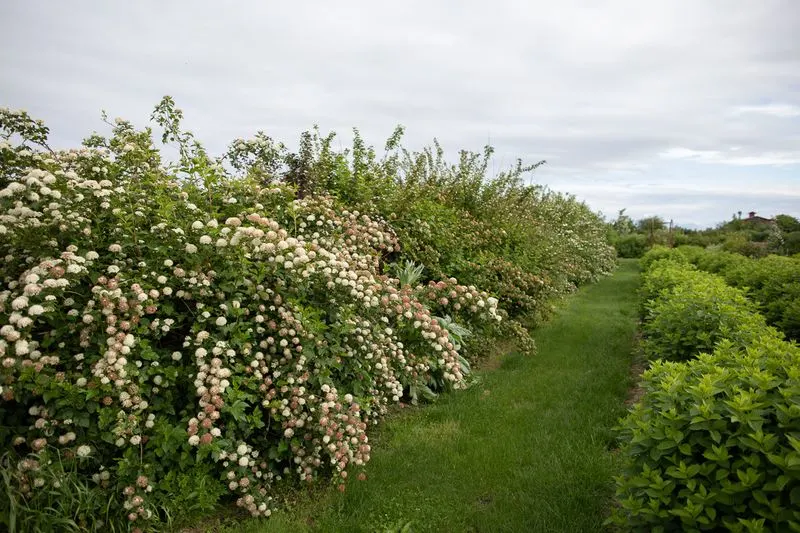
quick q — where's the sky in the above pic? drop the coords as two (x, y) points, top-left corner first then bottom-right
(1, 1), (799, 228)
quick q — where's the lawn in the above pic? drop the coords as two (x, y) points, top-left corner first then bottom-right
(197, 260), (640, 533)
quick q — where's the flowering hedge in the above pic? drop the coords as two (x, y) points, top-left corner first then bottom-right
(0, 99), (612, 531)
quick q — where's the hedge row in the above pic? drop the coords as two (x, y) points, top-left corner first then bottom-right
(656, 245), (800, 340)
(638, 258), (781, 362)
(611, 254), (800, 531)
(0, 100), (614, 532)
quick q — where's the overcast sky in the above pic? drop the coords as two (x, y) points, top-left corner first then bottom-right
(1, 1), (799, 228)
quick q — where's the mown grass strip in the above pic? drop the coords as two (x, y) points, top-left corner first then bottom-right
(206, 260), (640, 533)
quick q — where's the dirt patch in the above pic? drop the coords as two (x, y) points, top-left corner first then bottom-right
(624, 329), (647, 407)
(476, 494), (494, 507)
(472, 339), (517, 371)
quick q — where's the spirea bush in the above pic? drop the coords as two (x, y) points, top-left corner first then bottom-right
(0, 103), (509, 531)
(612, 335), (800, 531)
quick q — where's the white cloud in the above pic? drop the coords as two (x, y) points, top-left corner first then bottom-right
(659, 147), (800, 166)
(0, 0), (798, 226)
(732, 104), (800, 118)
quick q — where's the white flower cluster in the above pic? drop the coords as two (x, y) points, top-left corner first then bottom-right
(0, 105), (513, 525)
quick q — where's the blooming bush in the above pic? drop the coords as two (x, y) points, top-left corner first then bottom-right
(0, 99), (612, 531)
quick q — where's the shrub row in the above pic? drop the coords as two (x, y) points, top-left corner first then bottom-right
(638, 257), (780, 362)
(611, 255), (800, 531)
(652, 245), (800, 340)
(0, 100), (613, 531)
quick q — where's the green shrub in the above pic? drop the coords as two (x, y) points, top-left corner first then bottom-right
(641, 276), (778, 362)
(639, 246), (688, 271)
(637, 260), (702, 318)
(614, 234), (648, 258)
(785, 231), (800, 256)
(674, 245), (706, 264)
(611, 335), (800, 531)
(694, 250), (749, 276)
(685, 249), (800, 341)
(723, 255), (800, 341)
(0, 99), (614, 530)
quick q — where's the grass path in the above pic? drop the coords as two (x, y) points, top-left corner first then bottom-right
(216, 260), (640, 533)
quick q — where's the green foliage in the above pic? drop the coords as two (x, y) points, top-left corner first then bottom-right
(680, 248), (800, 340)
(0, 98), (614, 530)
(636, 216), (666, 234)
(613, 256), (800, 531)
(637, 258), (702, 316)
(611, 335), (800, 531)
(776, 214), (800, 234)
(392, 260), (425, 288)
(641, 274), (776, 362)
(613, 234), (648, 258)
(785, 232), (800, 256)
(639, 246), (689, 271)
(612, 209), (636, 235)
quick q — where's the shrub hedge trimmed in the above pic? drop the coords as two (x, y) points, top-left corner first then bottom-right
(613, 335), (800, 531)
(638, 258), (779, 362)
(612, 252), (800, 531)
(673, 246), (800, 341)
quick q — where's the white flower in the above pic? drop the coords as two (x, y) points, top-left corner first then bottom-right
(191, 221), (204, 230)
(27, 305), (45, 316)
(108, 244), (122, 253)
(156, 275), (167, 284)
(185, 243), (198, 253)
(215, 317), (227, 327)
(130, 435), (142, 445)
(171, 351), (182, 361)
(11, 296), (28, 310)
(85, 251), (99, 260)
(238, 456), (249, 467)
(76, 445), (91, 457)
(215, 238), (227, 248)
(188, 435), (200, 446)
(237, 443), (248, 455)
(199, 235), (212, 245)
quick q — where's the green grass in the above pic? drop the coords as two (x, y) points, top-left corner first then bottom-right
(201, 260), (641, 533)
